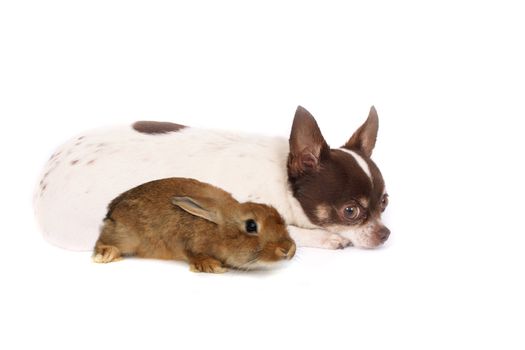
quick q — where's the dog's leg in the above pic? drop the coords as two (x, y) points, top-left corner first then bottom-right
(287, 226), (352, 249)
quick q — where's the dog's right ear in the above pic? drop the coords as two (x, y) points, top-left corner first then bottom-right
(288, 106), (330, 177)
(172, 196), (220, 224)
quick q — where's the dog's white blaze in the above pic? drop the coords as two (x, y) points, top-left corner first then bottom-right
(337, 148), (372, 182)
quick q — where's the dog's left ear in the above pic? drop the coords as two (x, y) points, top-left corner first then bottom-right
(343, 106), (379, 157)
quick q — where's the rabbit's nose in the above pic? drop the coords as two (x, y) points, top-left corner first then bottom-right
(275, 242), (296, 260)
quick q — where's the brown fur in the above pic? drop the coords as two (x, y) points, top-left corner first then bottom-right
(94, 178), (295, 273)
(132, 121), (186, 134)
(287, 106), (330, 177)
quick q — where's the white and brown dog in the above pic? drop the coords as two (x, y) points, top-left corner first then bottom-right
(34, 106), (389, 250)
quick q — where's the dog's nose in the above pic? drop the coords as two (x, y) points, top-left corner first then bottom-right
(378, 226), (390, 242)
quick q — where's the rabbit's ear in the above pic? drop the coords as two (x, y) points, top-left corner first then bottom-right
(171, 196), (220, 224)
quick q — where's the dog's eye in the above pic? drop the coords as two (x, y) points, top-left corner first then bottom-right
(245, 219), (258, 234)
(380, 194), (389, 212)
(344, 205), (361, 220)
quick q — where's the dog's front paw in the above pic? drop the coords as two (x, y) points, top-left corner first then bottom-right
(322, 233), (352, 250)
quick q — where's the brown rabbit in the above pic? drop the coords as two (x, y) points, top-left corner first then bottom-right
(93, 177), (296, 273)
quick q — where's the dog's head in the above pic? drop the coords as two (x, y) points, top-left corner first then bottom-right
(287, 106), (390, 248)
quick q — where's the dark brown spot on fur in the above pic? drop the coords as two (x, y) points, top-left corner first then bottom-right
(132, 121), (186, 134)
(87, 159), (96, 165)
(71, 160), (79, 165)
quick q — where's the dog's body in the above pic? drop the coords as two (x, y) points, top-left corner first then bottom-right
(34, 106), (389, 251)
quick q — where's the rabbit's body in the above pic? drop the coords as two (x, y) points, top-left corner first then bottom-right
(94, 178), (296, 273)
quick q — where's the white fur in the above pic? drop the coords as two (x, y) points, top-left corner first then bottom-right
(287, 226), (351, 249)
(34, 126), (325, 250)
(337, 148), (372, 182)
(326, 220), (385, 248)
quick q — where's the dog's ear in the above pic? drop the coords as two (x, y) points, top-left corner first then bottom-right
(343, 106), (379, 157)
(288, 106), (330, 177)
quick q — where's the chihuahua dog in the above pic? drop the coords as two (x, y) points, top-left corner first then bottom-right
(34, 106), (389, 250)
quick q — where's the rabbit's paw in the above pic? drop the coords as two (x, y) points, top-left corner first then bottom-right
(189, 257), (228, 273)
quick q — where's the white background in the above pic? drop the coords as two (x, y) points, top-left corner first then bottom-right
(1, 1), (524, 349)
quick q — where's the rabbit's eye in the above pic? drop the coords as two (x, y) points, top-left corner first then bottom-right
(245, 219), (258, 234)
